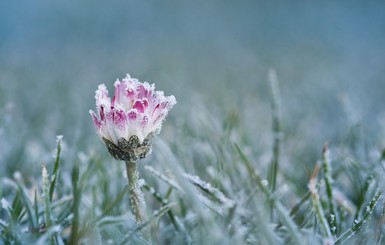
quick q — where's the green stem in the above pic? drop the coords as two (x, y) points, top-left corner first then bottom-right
(268, 69), (281, 220)
(310, 187), (333, 239)
(322, 144), (337, 235)
(125, 161), (151, 243)
(269, 69), (281, 192)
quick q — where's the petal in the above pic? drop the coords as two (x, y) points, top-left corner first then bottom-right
(136, 82), (154, 99)
(127, 109), (138, 120)
(140, 116), (149, 127)
(95, 84), (111, 117)
(99, 105), (105, 121)
(142, 98), (149, 108)
(133, 100), (145, 113)
(113, 108), (127, 129)
(89, 110), (101, 129)
(95, 84), (110, 107)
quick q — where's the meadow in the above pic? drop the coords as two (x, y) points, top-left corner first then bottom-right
(1, 1), (385, 244)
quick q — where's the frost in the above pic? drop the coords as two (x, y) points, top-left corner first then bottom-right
(330, 214), (335, 222)
(261, 179), (269, 187)
(56, 135), (63, 143)
(13, 171), (22, 180)
(183, 173), (235, 209)
(1, 198), (11, 209)
(138, 178), (145, 188)
(144, 165), (182, 192)
(0, 219), (8, 227)
(2, 177), (17, 189)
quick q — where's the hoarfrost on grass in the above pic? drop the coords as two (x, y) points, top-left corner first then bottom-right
(0, 198), (11, 209)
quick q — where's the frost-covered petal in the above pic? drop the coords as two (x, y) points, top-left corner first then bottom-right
(95, 84), (111, 111)
(89, 110), (101, 130)
(133, 100), (145, 113)
(113, 107), (127, 129)
(127, 109), (138, 120)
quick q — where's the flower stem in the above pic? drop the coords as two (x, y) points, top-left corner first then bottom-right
(125, 161), (151, 243)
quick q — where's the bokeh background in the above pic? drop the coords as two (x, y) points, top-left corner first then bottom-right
(1, 0), (385, 179)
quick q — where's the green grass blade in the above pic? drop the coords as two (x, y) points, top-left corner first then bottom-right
(119, 203), (174, 245)
(42, 165), (52, 229)
(14, 173), (38, 231)
(49, 135), (62, 202)
(321, 144), (338, 235)
(334, 189), (382, 245)
(234, 144), (303, 245)
(267, 68), (282, 198)
(142, 184), (179, 231)
(69, 161), (81, 245)
(34, 189), (39, 230)
(354, 175), (375, 220)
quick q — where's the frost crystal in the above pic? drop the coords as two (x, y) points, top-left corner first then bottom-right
(90, 74), (176, 161)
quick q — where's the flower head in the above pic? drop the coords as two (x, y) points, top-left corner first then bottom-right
(90, 74), (176, 161)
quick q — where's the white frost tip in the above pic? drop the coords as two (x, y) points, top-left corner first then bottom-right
(138, 179), (145, 188)
(42, 165), (48, 177)
(114, 79), (121, 87)
(1, 198), (10, 209)
(261, 179), (269, 187)
(56, 135), (63, 143)
(13, 171), (22, 180)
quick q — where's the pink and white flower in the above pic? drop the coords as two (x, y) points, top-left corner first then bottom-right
(89, 74), (176, 161)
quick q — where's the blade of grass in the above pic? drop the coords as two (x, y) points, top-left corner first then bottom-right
(144, 165), (182, 193)
(267, 69), (282, 205)
(42, 165), (52, 229)
(308, 164), (333, 240)
(321, 144), (338, 236)
(142, 184), (179, 231)
(354, 175), (375, 220)
(49, 135), (62, 202)
(14, 172), (38, 231)
(334, 188), (382, 245)
(234, 144), (303, 245)
(34, 189), (39, 230)
(119, 203), (174, 245)
(69, 161), (80, 245)
(183, 173), (235, 209)
(98, 186), (128, 220)
(276, 191), (311, 230)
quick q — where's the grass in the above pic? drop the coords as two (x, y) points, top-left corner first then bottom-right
(1, 73), (384, 245)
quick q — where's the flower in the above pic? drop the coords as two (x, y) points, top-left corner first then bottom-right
(90, 74), (176, 162)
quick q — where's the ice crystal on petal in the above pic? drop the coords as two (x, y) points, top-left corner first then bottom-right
(90, 74), (176, 161)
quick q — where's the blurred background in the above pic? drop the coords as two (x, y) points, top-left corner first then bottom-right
(1, 0), (385, 178)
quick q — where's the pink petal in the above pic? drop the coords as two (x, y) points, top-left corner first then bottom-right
(142, 98), (149, 108)
(89, 110), (101, 129)
(152, 112), (165, 127)
(95, 84), (110, 106)
(113, 80), (124, 106)
(140, 116), (148, 127)
(113, 108), (127, 128)
(127, 109), (138, 120)
(133, 100), (145, 113)
(136, 83), (153, 99)
(99, 105), (105, 121)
